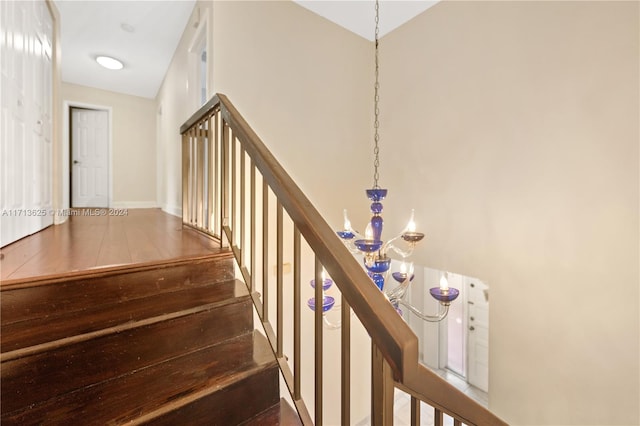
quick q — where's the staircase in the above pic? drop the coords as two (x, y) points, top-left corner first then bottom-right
(0, 253), (300, 425)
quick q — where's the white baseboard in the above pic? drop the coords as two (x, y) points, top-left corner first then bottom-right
(161, 204), (182, 218)
(110, 201), (158, 209)
(54, 214), (68, 225)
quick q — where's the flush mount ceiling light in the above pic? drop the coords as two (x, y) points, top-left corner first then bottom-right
(96, 55), (124, 70)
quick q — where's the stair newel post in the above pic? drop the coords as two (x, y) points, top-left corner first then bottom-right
(213, 111), (220, 238)
(250, 159), (256, 293)
(189, 126), (197, 226)
(181, 132), (189, 227)
(314, 257), (324, 425)
(293, 227), (302, 401)
(276, 202), (284, 358)
(231, 130), (236, 246)
(341, 295), (351, 426)
(196, 119), (205, 228)
(206, 114), (214, 234)
(262, 179), (269, 321)
(371, 342), (394, 426)
(411, 396), (421, 426)
(220, 120), (230, 248)
(239, 145), (246, 267)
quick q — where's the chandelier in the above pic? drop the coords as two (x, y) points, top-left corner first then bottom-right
(307, 0), (458, 323)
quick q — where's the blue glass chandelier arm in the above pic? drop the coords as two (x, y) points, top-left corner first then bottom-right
(384, 279), (411, 306)
(354, 239), (383, 253)
(337, 228), (365, 240)
(380, 234), (401, 256)
(310, 302), (356, 330)
(382, 237), (416, 258)
(338, 209), (365, 240)
(307, 295), (335, 312)
(343, 239), (363, 255)
(398, 300), (450, 322)
(323, 315), (342, 330)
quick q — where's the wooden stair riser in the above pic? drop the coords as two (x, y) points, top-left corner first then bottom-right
(1, 298), (253, 414)
(240, 399), (303, 426)
(140, 364), (280, 426)
(1, 331), (276, 425)
(1, 279), (247, 352)
(1, 255), (234, 326)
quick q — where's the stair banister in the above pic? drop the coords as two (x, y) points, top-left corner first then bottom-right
(181, 93), (508, 426)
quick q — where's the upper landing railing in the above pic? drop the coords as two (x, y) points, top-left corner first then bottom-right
(180, 94), (508, 426)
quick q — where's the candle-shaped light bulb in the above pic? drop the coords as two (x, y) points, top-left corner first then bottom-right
(408, 263), (414, 275)
(365, 223), (373, 240)
(440, 273), (449, 292)
(406, 209), (416, 233)
(343, 209), (351, 231)
(321, 268), (326, 282)
(400, 262), (407, 274)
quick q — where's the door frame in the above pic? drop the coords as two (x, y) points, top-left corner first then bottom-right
(61, 100), (112, 221)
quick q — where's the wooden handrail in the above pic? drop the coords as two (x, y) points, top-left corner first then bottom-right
(181, 94), (508, 425)
(215, 94), (415, 376)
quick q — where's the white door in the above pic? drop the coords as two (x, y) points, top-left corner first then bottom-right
(71, 108), (108, 207)
(32, 0), (54, 231)
(446, 273), (467, 376)
(467, 277), (489, 392)
(1, 0), (53, 247)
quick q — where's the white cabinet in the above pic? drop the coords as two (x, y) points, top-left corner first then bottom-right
(1, 0), (54, 246)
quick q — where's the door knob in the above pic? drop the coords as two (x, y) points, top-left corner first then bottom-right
(470, 283), (475, 288)
(73, 160), (80, 164)
(470, 316), (475, 321)
(469, 326), (475, 331)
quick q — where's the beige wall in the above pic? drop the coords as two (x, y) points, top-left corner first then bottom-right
(210, 4), (373, 419)
(158, 0), (374, 225)
(156, 2), (374, 422)
(210, 0), (373, 227)
(156, 0), (639, 424)
(155, 1), (207, 216)
(382, 1), (639, 424)
(62, 82), (157, 208)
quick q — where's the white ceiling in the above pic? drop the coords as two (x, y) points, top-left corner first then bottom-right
(54, 0), (195, 99)
(55, 0), (436, 100)
(294, 1), (438, 41)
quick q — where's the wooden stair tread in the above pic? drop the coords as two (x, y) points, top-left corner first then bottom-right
(1, 254), (235, 326)
(1, 279), (248, 352)
(1, 252), (284, 425)
(1, 296), (254, 413)
(240, 398), (303, 426)
(1, 331), (278, 425)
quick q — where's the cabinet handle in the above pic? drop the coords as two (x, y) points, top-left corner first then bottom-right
(470, 283), (475, 288)
(470, 316), (475, 321)
(469, 326), (475, 331)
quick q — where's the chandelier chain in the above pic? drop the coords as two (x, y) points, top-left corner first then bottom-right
(373, 0), (380, 189)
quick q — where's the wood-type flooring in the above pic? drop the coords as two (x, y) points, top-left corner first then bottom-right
(0, 209), (221, 283)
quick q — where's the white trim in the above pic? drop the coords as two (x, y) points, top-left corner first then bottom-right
(111, 201), (158, 209)
(156, 103), (163, 216)
(62, 100), (113, 217)
(161, 204), (183, 218)
(187, 10), (209, 110)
